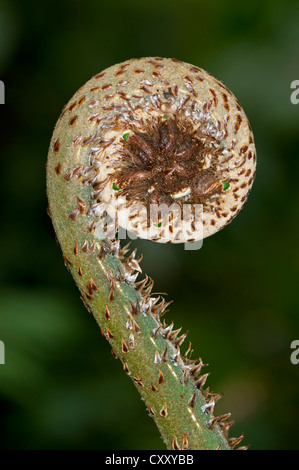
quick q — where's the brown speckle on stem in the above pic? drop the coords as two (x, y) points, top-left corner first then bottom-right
(158, 370), (165, 385)
(55, 162), (61, 174)
(105, 305), (111, 320)
(69, 115), (78, 126)
(172, 436), (180, 450)
(54, 139), (61, 153)
(121, 338), (129, 354)
(159, 404), (168, 418)
(62, 253), (72, 266)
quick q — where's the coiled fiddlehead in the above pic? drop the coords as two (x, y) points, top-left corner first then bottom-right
(46, 57), (256, 450)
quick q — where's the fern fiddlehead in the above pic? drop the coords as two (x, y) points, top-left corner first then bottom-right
(46, 57), (256, 450)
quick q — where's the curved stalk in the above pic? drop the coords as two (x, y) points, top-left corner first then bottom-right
(47, 156), (241, 450)
(46, 57), (255, 450)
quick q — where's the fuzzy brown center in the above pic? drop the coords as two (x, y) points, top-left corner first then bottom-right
(114, 116), (224, 208)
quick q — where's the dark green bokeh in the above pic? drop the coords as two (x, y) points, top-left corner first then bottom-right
(0, 0), (299, 450)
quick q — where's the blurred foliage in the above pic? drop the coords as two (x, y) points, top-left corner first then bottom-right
(0, 0), (299, 450)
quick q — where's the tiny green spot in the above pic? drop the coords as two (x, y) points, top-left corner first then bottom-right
(123, 133), (129, 141)
(154, 222), (162, 228)
(112, 182), (119, 191)
(162, 115), (169, 119)
(222, 180), (230, 191)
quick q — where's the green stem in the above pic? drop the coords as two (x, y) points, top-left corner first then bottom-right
(47, 145), (237, 450)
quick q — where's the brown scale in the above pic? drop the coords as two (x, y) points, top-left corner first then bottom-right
(159, 405), (168, 417)
(172, 436), (180, 450)
(62, 253), (72, 266)
(121, 338), (129, 353)
(54, 139), (61, 153)
(123, 360), (130, 374)
(105, 305), (111, 320)
(77, 264), (83, 276)
(188, 392), (196, 408)
(133, 374), (144, 387)
(55, 162), (61, 174)
(106, 327), (114, 339)
(80, 296), (91, 313)
(182, 434), (189, 450)
(108, 279), (115, 301)
(158, 370), (165, 385)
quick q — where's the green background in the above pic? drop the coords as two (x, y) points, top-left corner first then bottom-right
(0, 0), (299, 450)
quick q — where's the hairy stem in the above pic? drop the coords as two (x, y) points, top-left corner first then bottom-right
(47, 158), (235, 450)
(46, 57), (254, 450)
